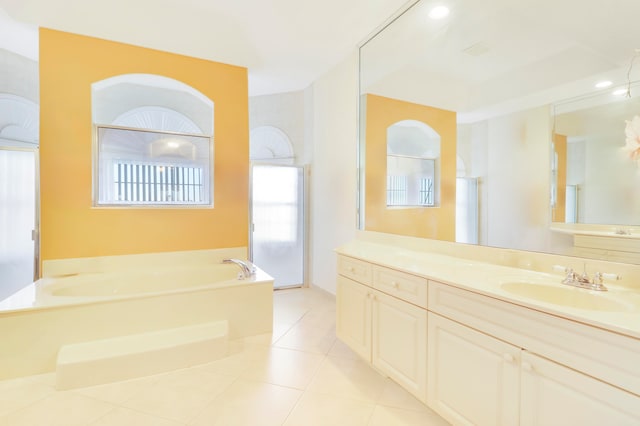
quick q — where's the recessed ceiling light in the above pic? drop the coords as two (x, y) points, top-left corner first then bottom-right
(429, 6), (450, 20)
(613, 88), (628, 96)
(595, 80), (612, 88)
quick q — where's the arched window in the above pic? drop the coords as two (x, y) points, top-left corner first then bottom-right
(386, 120), (440, 207)
(92, 74), (214, 206)
(0, 94), (39, 147)
(249, 126), (294, 164)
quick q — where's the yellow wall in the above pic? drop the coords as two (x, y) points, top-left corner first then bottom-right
(364, 94), (456, 241)
(39, 28), (249, 263)
(552, 133), (567, 222)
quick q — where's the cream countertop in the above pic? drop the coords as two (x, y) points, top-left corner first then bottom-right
(336, 240), (640, 340)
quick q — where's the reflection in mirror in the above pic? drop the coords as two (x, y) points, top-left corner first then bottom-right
(552, 85), (640, 227)
(386, 120), (440, 207)
(358, 0), (640, 264)
(0, 9), (39, 296)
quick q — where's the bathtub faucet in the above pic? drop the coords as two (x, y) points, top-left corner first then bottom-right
(222, 258), (256, 280)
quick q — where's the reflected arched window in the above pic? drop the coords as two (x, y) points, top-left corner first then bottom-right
(386, 120), (440, 207)
(92, 74), (214, 207)
(250, 126), (294, 164)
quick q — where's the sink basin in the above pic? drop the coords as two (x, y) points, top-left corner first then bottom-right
(500, 282), (631, 312)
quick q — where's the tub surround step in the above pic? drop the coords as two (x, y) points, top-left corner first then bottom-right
(55, 321), (228, 390)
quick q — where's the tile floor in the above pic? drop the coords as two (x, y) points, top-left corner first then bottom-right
(0, 287), (450, 425)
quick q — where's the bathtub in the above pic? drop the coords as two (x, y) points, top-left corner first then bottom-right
(0, 251), (274, 382)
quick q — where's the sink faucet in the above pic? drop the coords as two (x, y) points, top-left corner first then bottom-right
(223, 258), (256, 280)
(554, 264), (619, 292)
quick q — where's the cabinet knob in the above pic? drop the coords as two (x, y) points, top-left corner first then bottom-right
(391, 281), (399, 288)
(521, 362), (533, 372)
(503, 353), (515, 363)
(367, 293), (374, 299)
(348, 266), (355, 272)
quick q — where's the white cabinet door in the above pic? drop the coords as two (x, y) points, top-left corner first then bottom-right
(372, 290), (427, 403)
(336, 275), (372, 361)
(520, 351), (640, 426)
(428, 313), (520, 426)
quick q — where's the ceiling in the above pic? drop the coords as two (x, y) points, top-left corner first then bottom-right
(0, 0), (409, 96)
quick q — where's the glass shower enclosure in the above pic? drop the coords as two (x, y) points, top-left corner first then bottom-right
(0, 148), (37, 300)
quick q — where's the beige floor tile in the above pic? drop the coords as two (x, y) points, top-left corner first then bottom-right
(239, 346), (325, 389)
(327, 338), (361, 360)
(0, 377), (55, 417)
(190, 378), (302, 426)
(305, 356), (388, 403)
(89, 407), (185, 426)
(367, 405), (451, 426)
(1, 392), (115, 426)
(121, 368), (236, 423)
(73, 374), (160, 405)
(274, 321), (336, 354)
(283, 391), (375, 426)
(377, 379), (429, 412)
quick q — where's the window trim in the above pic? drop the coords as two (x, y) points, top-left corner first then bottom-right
(92, 123), (214, 209)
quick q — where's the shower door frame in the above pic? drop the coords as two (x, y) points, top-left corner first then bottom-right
(249, 163), (308, 290)
(0, 145), (40, 283)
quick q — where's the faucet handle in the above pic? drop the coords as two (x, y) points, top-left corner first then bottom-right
(597, 272), (621, 282)
(552, 264), (569, 274)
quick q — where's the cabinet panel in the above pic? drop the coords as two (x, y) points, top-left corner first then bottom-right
(428, 312), (520, 426)
(520, 351), (640, 426)
(372, 291), (427, 403)
(337, 255), (372, 285)
(336, 276), (371, 360)
(372, 265), (428, 308)
(428, 280), (640, 396)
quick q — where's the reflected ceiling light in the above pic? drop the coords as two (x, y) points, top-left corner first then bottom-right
(613, 88), (628, 96)
(428, 5), (450, 20)
(595, 80), (612, 88)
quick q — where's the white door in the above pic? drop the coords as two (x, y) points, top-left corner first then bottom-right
(250, 164), (305, 288)
(372, 290), (427, 403)
(520, 351), (640, 426)
(336, 275), (372, 360)
(0, 148), (37, 300)
(427, 312), (520, 426)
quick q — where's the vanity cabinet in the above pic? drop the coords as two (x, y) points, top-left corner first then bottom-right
(428, 280), (640, 425)
(428, 312), (640, 426)
(520, 351), (640, 426)
(336, 246), (640, 425)
(427, 312), (520, 425)
(336, 256), (427, 402)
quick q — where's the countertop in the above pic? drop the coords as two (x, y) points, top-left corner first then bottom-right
(336, 240), (640, 340)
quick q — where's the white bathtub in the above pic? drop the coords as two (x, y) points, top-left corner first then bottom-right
(0, 254), (274, 381)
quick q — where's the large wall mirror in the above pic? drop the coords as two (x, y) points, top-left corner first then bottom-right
(358, 0), (640, 264)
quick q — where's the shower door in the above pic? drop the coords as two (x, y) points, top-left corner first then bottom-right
(250, 164), (306, 289)
(0, 148), (37, 300)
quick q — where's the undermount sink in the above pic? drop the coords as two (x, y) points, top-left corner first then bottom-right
(500, 282), (632, 312)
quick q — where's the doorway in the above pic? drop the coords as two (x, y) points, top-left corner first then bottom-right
(0, 148), (38, 300)
(250, 164), (305, 289)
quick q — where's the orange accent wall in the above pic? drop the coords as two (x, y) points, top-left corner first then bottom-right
(552, 133), (567, 222)
(364, 94), (456, 241)
(39, 28), (249, 263)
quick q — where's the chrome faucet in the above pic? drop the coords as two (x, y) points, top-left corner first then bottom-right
(554, 265), (620, 292)
(223, 258), (256, 279)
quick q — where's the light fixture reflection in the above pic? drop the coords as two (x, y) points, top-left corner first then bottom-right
(428, 5), (450, 20)
(595, 81), (612, 88)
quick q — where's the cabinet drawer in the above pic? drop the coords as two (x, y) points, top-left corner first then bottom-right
(337, 255), (372, 285)
(429, 281), (640, 396)
(372, 266), (428, 308)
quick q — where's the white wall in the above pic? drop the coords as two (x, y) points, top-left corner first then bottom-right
(309, 52), (358, 294)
